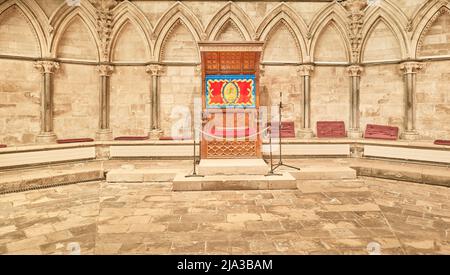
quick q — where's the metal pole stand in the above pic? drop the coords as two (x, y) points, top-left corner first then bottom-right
(185, 127), (204, 178)
(272, 91), (300, 172)
(265, 126), (282, 177)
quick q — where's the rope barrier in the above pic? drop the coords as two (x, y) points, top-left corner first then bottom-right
(195, 126), (270, 140)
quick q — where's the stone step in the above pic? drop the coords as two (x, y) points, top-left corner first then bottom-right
(172, 172), (296, 191)
(106, 167), (181, 183)
(289, 166), (357, 180)
(0, 168), (104, 194)
(198, 158), (268, 176)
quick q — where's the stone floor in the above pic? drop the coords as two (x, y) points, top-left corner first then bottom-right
(1, 175), (450, 255)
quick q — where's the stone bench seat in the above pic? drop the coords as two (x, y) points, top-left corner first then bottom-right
(114, 136), (149, 141)
(56, 138), (94, 144)
(364, 124), (399, 140)
(434, 140), (450, 146)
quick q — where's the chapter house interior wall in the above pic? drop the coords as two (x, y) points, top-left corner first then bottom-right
(0, 0), (449, 146)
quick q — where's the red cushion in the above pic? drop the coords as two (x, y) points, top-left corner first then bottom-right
(364, 124), (399, 140)
(267, 122), (296, 138)
(114, 136), (149, 141)
(317, 121), (347, 138)
(0, 144), (6, 148)
(434, 140), (450, 145)
(159, 136), (191, 141)
(57, 138), (94, 144)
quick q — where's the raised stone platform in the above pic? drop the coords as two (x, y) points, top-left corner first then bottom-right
(172, 172), (297, 191)
(198, 158), (268, 175)
(106, 165), (180, 182)
(289, 166), (357, 180)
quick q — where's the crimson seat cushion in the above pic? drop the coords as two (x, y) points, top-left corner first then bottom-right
(0, 144), (6, 148)
(364, 124), (399, 140)
(434, 140), (450, 145)
(317, 121), (347, 138)
(114, 136), (149, 141)
(159, 136), (191, 140)
(267, 122), (296, 138)
(57, 138), (94, 144)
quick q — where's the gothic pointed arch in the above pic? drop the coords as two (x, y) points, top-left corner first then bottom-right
(309, 11), (351, 63)
(361, 3), (409, 61)
(414, 3), (450, 58)
(205, 2), (254, 41)
(360, 16), (405, 62)
(0, 0), (47, 57)
(159, 19), (199, 62)
(262, 20), (301, 62)
(110, 2), (152, 61)
(256, 3), (307, 62)
(49, 1), (99, 59)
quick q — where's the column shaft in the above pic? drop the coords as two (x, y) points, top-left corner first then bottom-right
(146, 65), (164, 139)
(297, 65), (314, 138)
(400, 62), (423, 140)
(347, 65), (363, 139)
(34, 61), (59, 143)
(96, 65), (114, 141)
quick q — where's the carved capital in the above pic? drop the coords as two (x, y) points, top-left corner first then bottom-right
(297, 65), (314, 77)
(194, 64), (202, 77)
(343, 0), (368, 13)
(400, 62), (423, 74)
(146, 65), (164, 76)
(97, 64), (114, 76)
(34, 61), (60, 74)
(347, 65), (363, 77)
(89, 0), (117, 11)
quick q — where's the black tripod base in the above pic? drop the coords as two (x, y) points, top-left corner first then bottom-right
(185, 173), (204, 178)
(273, 162), (301, 171)
(265, 172), (283, 177)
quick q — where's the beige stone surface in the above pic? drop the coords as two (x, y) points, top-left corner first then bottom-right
(1, 173), (450, 254)
(0, 0), (448, 147)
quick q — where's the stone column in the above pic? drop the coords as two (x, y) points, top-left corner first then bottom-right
(34, 61), (60, 143)
(297, 65), (314, 138)
(96, 64), (114, 141)
(146, 65), (164, 139)
(400, 61), (423, 140)
(347, 65), (363, 138)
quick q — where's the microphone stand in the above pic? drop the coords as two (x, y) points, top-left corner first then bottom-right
(265, 126), (282, 176)
(272, 91), (300, 172)
(185, 123), (204, 178)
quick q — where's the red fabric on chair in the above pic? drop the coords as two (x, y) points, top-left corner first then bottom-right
(364, 124), (399, 140)
(56, 138), (94, 144)
(434, 140), (450, 145)
(0, 144), (6, 148)
(114, 136), (149, 141)
(317, 121), (347, 138)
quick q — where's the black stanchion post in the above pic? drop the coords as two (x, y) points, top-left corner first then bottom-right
(272, 91), (300, 172)
(186, 126), (204, 178)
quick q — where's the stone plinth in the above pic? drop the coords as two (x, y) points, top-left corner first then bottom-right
(290, 166), (357, 180)
(198, 159), (268, 176)
(106, 168), (181, 183)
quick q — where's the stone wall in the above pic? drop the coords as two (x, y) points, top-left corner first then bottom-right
(53, 63), (99, 139)
(0, 59), (40, 144)
(0, 0), (449, 145)
(416, 60), (450, 139)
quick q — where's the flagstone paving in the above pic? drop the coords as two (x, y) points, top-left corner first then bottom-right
(1, 176), (450, 255)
